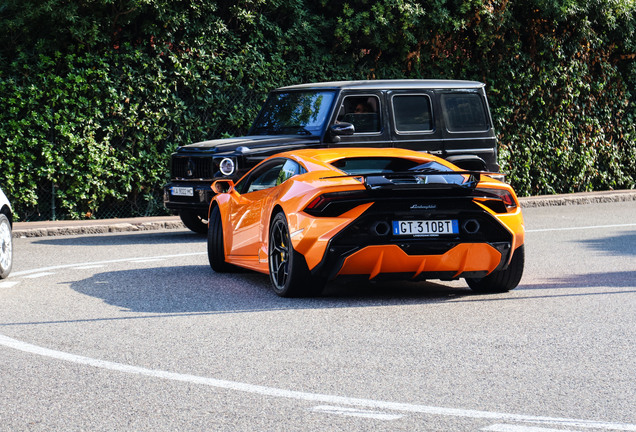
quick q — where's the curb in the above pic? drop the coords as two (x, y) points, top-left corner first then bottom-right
(519, 190), (636, 208)
(14, 220), (186, 238)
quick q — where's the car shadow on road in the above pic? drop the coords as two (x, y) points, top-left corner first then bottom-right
(519, 270), (636, 291)
(576, 231), (636, 257)
(31, 230), (205, 246)
(63, 264), (475, 316)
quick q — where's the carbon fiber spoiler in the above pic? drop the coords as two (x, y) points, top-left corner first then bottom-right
(320, 170), (501, 191)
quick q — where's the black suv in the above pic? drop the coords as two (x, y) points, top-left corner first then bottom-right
(164, 80), (500, 233)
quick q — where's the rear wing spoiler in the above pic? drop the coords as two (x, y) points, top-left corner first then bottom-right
(320, 171), (502, 191)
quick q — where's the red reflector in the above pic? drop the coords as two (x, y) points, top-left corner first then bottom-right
(306, 196), (325, 210)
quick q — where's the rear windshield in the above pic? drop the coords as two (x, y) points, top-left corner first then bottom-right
(440, 93), (489, 132)
(331, 158), (466, 185)
(331, 157), (420, 175)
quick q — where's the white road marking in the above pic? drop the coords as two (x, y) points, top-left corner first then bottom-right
(526, 223), (636, 233)
(0, 281), (20, 288)
(309, 405), (404, 420)
(128, 259), (167, 263)
(7, 252), (206, 278)
(72, 265), (107, 270)
(22, 272), (56, 279)
(482, 424), (583, 432)
(0, 334), (634, 431)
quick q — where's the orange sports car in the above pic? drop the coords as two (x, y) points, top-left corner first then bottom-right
(207, 148), (524, 297)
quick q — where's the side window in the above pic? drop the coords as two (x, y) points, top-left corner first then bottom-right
(392, 95), (433, 133)
(244, 161), (286, 193)
(440, 93), (489, 132)
(275, 159), (303, 186)
(336, 95), (381, 133)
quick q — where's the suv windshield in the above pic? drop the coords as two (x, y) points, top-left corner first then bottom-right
(250, 91), (336, 136)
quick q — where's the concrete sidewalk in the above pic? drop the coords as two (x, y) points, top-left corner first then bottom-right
(12, 189), (636, 238)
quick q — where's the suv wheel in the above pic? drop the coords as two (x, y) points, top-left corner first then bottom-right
(179, 210), (208, 235)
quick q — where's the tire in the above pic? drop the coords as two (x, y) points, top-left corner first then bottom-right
(179, 210), (208, 235)
(466, 244), (525, 293)
(268, 212), (325, 298)
(0, 214), (13, 279)
(207, 206), (237, 273)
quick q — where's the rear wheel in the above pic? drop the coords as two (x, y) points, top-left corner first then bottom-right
(0, 214), (12, 279)
(268, 212), (325, 297)
(179, 210), (208, 235)
(466, 244), (525, 293)
(207, 206), (237, 273)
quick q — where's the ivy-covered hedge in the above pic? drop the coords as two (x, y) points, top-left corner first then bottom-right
(1, 0), (635, 219)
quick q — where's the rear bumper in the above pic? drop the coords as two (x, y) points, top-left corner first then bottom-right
(329, 242), (509, 282)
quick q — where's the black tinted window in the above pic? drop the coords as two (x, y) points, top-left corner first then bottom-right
(331, 157), (419, 174)
(250, 91), (335, 136)
(393, 95), (433, 132)
(336, 95), (381, 133)
(440, 93), (489, 132)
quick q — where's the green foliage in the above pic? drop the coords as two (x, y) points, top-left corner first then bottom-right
(0, 0), (635, 219)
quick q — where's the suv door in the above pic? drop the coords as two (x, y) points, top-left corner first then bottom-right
(327, 91), (391, 148)
(387, 90), (443, 156)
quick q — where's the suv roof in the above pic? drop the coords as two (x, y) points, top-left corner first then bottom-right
(278, 79), (485, 91)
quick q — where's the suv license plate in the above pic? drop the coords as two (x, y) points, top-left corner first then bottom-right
(171, 187), (193, 197)
(393, 220), (459, 236)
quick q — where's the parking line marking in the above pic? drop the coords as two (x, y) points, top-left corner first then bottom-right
(0, 334), (634, 431)
(8, 252), (206, 278)
(0, 281), (20, 288)
(526, 223), (636, 233)
(310, 405), (404, 420)
(482, 424), (583, 432)
(22, 272), (55, 279)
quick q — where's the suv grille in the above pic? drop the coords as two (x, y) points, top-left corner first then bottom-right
(172, 156), (214, 179)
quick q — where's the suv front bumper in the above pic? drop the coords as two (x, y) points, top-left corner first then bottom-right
(163, 181), (216, 215)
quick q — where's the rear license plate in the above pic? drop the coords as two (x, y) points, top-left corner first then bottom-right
(171, 187), (193, 197)
(392, 220), (459, 236)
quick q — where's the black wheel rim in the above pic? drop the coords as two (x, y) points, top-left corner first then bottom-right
(269, 219), (290, 290)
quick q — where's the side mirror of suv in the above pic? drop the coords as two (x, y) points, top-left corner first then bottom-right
(329, 122), (355, 142)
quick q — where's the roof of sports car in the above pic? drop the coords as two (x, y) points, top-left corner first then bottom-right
(277, 79), (485, 91)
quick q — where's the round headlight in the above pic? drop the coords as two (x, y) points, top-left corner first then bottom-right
(219, 158), (235, 176)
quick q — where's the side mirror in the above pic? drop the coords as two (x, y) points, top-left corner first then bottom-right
(329, 122), (355, 142)
(211, 179), (235, 194)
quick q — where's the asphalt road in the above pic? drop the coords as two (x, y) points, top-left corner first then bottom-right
(1, 201), (635, 431)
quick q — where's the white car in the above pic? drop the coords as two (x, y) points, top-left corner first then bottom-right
(0, 187), (13, 278)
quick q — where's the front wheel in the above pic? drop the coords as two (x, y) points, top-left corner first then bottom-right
(0, 214), (13, 279)
(268, 212), (325, 298)
(179, 210), (208, 235)
(207, 206), (237, 273)
(466, 244), (525, 293)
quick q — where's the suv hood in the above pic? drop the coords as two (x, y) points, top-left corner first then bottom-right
(177, 134), (319, 155)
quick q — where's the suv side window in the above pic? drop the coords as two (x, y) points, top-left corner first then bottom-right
(392, 95), (434, 133)
(336, 95), (381, 133)
(440, 93), (489, 132)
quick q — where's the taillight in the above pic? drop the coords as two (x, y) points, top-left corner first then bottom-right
(303, 190), (370, 216)
(474, 188), (517, 211)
